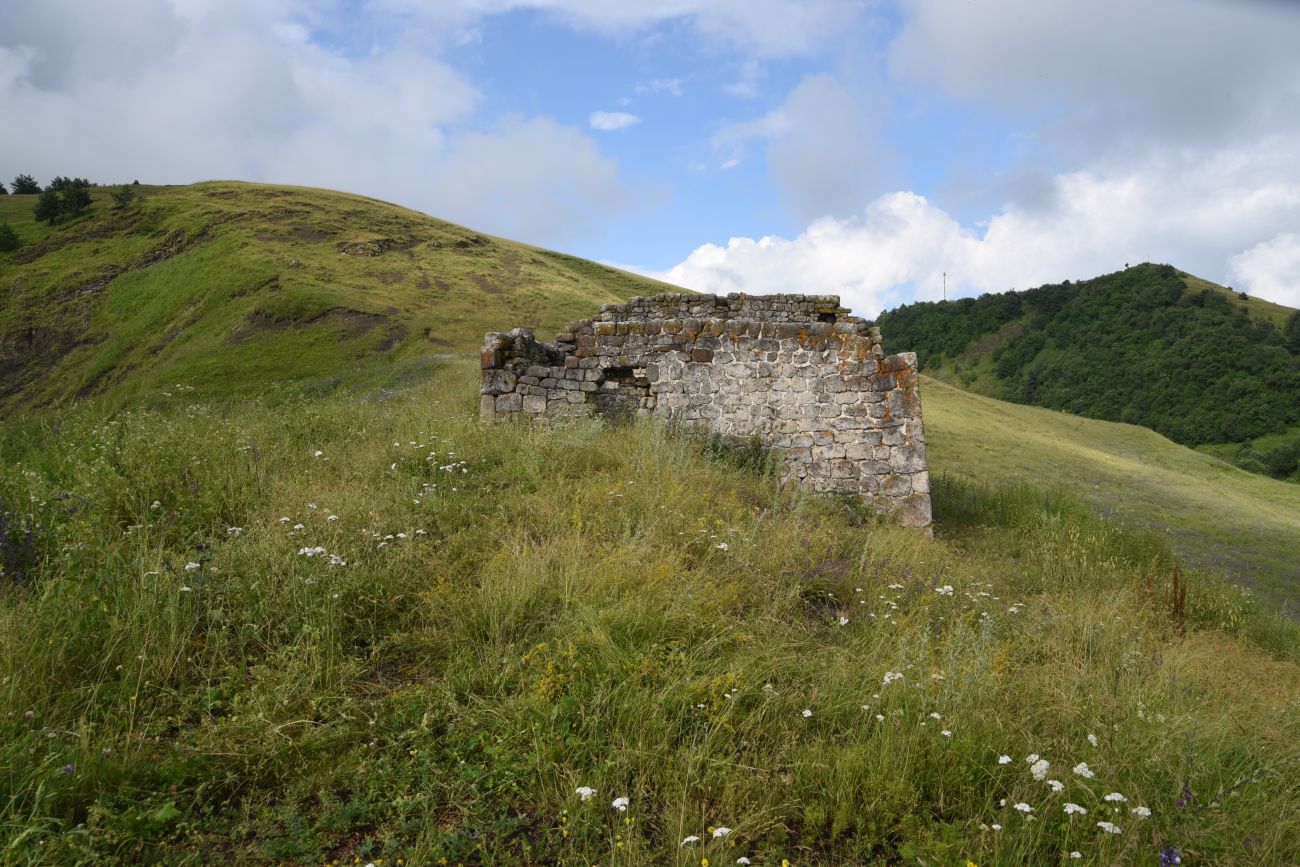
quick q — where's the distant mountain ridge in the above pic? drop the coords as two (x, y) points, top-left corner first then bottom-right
(0, 181), (681, 413)
(875, 264), (1300, 477)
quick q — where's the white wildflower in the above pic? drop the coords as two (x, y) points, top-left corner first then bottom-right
(941, 730), (952, 737)
(327, 515), (339, 521)
(313, 450), (324, 458)
(929, 712), (942, 720)
(227, 527), (243, 536)
(1026, 753), (1039, 764)
(1096, 821), (1122, 835)
(293, 523), (305, 530)
(1087, 732), (1099, 747)
(1047, 779), (1065, 792)
(875, 714), (885, 722)
(1030, 759), (1050, 781)
(736, 859), (752, 865)
(611, 796), (629, 812)
(713, 827), (732, 838)
(1131, 806), (1151, 819)
(883, 671), (904, 685)
(1064, 803), (1087, 815)
(179, 586), (193, 592)
(1073, 762), (1095, 779)
(801, 709), (812, 718)
(935, 585), (954, 596)
(715, 542), (728, 550)
(1014, 802), (1033, 813)
(998, 755), (1012, 765)
(838, 616), (849, 626)
(681, 835), (701, 846)
(1103, 792), (1127, 803)
(991, 823), (1002, 831)
(184, 562), (200, 572)
(575, 786), (595, 801)
(1069, 852), (1082, 859)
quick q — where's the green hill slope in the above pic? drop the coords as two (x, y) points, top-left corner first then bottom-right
(922, 377), (1300, 608)
(0, 181), (679, 412)
(875, 264), (1300, 480)
(3, 196), (1300, 862)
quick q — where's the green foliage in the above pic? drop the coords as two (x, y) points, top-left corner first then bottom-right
(0, 222), (18, 252)
(110, 184), (138, 209)
(32, 188), (62, 223)
(30, 180), (92, 224)
(11, 173), (40, 194)
(879, 263), (1300, 449)
(1286, 310), (1300, 354)
(45, 175), (91, 192)
(1, 366), (1297, 864)
(59, 180), (92, 219)
(0, 181), (7, 195)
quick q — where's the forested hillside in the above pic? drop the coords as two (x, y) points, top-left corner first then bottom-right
(877, 264), (1300, 479)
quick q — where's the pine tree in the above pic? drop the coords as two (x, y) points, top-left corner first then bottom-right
(11, 174), (40, 194)
(33, 189), (62, 223)
(60, 181), (92, 219)
(1286, 310), (1300, 355)
(0, 223), (19, 252)
(111, 184), (137, 209)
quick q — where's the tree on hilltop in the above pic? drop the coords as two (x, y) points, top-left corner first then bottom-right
(33, 189), (62, 222)
(1286, 310), (1300, 355)
(111, 184), (137, 209)
(60, 181), (92, 219)
(11, 174), (40, 194)
(0, 223), (19, 252)
(46, 176), (90, 192)
(0, 182), (8, 195)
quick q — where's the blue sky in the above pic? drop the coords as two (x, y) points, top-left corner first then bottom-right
(4, 1), (1300, 315)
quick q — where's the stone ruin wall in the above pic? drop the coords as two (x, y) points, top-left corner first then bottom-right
(481, 293), (931, 528)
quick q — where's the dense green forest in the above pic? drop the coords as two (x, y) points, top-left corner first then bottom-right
(877, 264), (1300, 479)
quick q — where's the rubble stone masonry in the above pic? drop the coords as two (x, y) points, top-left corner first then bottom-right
(481, 293), (931, 528)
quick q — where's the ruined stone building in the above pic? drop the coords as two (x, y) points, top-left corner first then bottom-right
(481, 293), (931, 528)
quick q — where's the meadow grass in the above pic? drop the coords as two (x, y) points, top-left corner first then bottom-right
(3, 360), (1298, 865)
(921, 377), (1300, 610)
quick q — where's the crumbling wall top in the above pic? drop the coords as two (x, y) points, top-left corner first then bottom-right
(593, 293), (868, 328)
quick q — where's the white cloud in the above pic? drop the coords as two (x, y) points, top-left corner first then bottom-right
(635, 77), (684, 97)
(890, 0), (1300, 157)
(658, 144), (1300, 316)
(1228, 234), (1300, 309)
(589, 111), (641, 131)
(427, 116), (630, 243)
(0, 0), (629, 246)
(713, 74), (888, 219)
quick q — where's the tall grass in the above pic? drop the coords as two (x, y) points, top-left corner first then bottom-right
(2, 362), (1298, 864)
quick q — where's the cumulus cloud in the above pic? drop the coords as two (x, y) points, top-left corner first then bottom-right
(712, 74), (890, 219)
(589, 111), (641, 131)
(1229, 234), (1300, 308)
(890, 0), (1300, 158)
(658, 144), (1300, 316)
(0, 0), (629, 245)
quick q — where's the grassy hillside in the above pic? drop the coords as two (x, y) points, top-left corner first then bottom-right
(0, 182), (679, 413)
(3, 362), (1298, 865)
(875, 265), (1300, 480)
(921, 377), (1300, 610)
(4, 185), (1300, 864)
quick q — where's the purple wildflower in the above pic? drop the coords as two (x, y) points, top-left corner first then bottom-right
(62, 763), (74, 774)
(1160, 846), (1183, 866)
